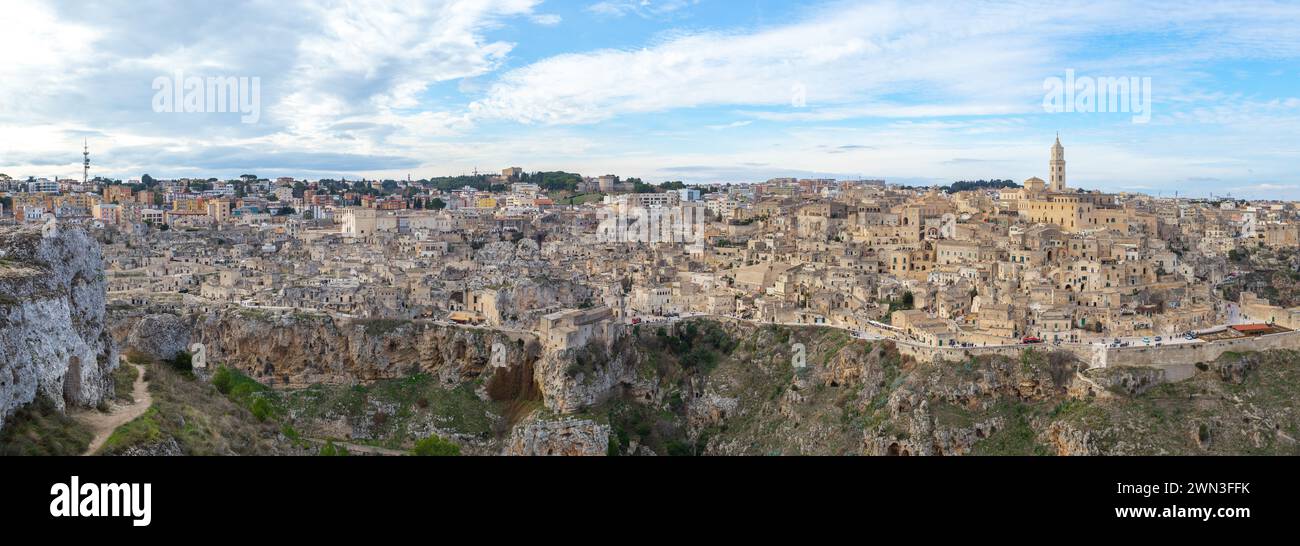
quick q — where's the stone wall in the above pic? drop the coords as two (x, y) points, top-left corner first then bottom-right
(897, 328), (1300, 383)
(896, 341), (1099, 366)
(1101, 330), (1300, 381)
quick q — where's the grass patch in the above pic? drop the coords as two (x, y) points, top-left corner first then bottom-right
(97, 361), (288, 455)
(0, 396), (94, 456)
(101, 406), (164, 452)
(969, 401), (1051, 456)
(276, 373), (498, 450)
(111, 363), (139, 403)
(212, 365), (281, 422)
(318, 440), (351, 456)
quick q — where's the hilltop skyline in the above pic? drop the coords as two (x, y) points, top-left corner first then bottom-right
(2, 0), (1299, 198)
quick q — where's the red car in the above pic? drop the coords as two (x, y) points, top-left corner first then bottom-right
(1021, 336), (1044, 344)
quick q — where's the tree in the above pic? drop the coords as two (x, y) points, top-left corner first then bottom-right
(429, 198), (446, 210)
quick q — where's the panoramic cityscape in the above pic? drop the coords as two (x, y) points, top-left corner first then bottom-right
(2, 0), (1299, 531)
(5, 133), (1298, 457)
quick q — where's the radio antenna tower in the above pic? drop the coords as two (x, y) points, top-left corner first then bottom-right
(82, 139), (90, 185)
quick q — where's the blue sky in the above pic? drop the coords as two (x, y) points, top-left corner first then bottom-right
(1, 0), (1299, 198)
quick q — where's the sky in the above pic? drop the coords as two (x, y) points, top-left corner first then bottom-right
(1, 0), (1299, 198)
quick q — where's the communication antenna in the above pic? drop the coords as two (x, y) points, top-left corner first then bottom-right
(82, 139), (90, 184)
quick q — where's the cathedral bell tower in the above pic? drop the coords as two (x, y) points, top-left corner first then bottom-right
(1049, 133), (1066, 192)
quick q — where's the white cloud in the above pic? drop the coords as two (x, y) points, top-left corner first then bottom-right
(472, 1), (1300, 127)
(472, 2), (1060, 125)
(587, 0), (699, 19)
(705, 120), (752, 130)
(531, 13), (563, 26)
(0, 0), (547, 177)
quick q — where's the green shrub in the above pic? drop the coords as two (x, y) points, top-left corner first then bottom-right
(319, 440), (350, 456)
(169, 350), (193, 373)
(211, 366), (234, 394)
(412, 435), (461, 456)
(251, 398), (273, 422)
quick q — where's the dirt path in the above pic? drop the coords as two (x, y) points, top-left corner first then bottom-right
(73, 364), (152, 456)
(302, 437), (408, 456)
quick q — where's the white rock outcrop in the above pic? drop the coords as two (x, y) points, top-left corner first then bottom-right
(504, 414), (609, 456)
(0, 225), (118, 430)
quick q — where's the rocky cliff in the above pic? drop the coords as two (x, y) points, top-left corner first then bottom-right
(557, 319), (1300, 456)
(112, 305), (627, 419)
(504, 414), (609, 456)
(104, 307), (1300, 456)
(0, 225), (118, 431)
(114, 308), (536, 388)
(110, 307), (604, 454)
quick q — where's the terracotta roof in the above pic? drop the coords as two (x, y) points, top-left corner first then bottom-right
(1230, 324), (1272, 332)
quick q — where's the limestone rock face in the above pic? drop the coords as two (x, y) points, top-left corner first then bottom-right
(125, 313), (192, 362)
(112, 309), (535, 388)
(1046, 421), (1102, 456)
(533, 336), (636, 414)
(1086, 366), (1166, 396)
(0, 225), (118, 430)
(504, 414), (609, 456)
(111, 437), (185, 457)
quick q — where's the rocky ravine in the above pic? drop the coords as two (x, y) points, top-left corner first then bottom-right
(0, 225), (119, 431)
(111, 306), (615, 455)
(107, 306), (1300, 456)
